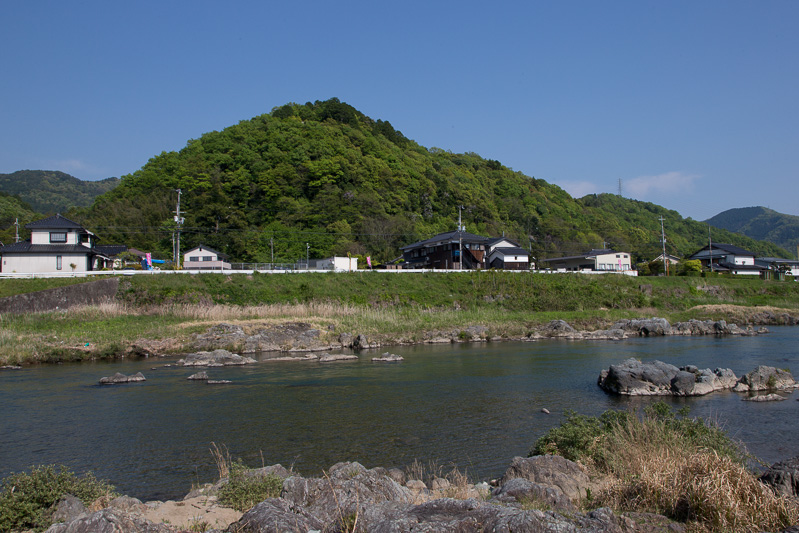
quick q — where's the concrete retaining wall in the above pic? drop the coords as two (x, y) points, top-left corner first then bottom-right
(0, 277), (120, 314)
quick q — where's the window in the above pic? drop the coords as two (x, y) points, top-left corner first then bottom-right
(56, 256), (62, 270)
(189, 257), (199, 262)
(203, 256), (213, 261)
(50, 232), (67, 243)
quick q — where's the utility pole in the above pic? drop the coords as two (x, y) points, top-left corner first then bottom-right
(458, 205), (464, 271)
(306, 242), (310, 270)
(708, 226), (713, 273)
(14, 218), (20, 243)
(174, 189), (184, 269)
(659, 215), (668, 276)
(270, 236), (274, 266)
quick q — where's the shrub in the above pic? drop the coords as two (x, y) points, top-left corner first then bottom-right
(0, 465), (116, 532)
(532, 403), (798, 531)
(217, 461), (284, 512)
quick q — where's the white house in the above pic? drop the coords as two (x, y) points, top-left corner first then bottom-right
(0, 214), (124, 274)
(755, 257), (799, 277)
(541, 249), (633, 273)
(688, 244), (763, 275)
(183, 245), (231, 270)
(485, 237), (531, 270)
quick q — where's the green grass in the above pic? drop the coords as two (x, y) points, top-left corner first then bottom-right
(0, 465), (116, 532)
(217, 462), (284, 512)
(2, 272), (799, 365)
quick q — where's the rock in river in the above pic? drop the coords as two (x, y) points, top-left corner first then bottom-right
(598, 358), (737, 396)
(372, 352), (404, 362)
(99, 372), (146, 385)
(177, 349), (255, 367)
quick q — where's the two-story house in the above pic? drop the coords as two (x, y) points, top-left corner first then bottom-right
(0, 214), (124, 273)
(183, 244), (231, 270)
(400, 230), (490, 270)
(687, 243), (763, 275)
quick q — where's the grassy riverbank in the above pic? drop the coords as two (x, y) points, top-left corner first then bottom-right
(2, 272), (799, 365)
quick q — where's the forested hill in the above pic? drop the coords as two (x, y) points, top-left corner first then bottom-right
(76, 98), (788, 263)
(0, 192), (39, 245)
(0, 170), (119, 214)
(705, 207), (799, 258)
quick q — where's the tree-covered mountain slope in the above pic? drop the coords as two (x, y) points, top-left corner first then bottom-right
(706, 207), (799, 258)
(75, 99), (789, 263)
(0, 192), (39, 245)
(579, 195), (787, 260)
(0, 170), (119, 214)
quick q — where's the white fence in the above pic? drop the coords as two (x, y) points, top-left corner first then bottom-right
(0, 268), (638, 279)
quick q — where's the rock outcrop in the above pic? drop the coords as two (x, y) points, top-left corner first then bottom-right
(598, 359), (797, 397)
(530, 317), (770, 341)
(44, 458), (681, 533)
(733, 366), (798, 392)
(177, 349), (255, 366)
(761, 456), (799, 497)
(372, 352), (404, 362)
(99, 372), (146, 385)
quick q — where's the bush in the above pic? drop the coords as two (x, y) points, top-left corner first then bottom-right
(532, 403), (798, 531)
(0, 465), (116, 532)
(217, 462), (284, 512)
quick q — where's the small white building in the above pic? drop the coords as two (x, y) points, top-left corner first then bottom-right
(0, 214), (123, 274)
(542, 249), (633, 272)
(183, 245), (231, 270)
(312, 256), (359, 272)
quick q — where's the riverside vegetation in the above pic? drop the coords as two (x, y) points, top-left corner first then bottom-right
(2, 271), (799, 365)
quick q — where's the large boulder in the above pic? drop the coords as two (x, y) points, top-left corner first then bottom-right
(492, 476), (575, 511)
(99, 372), (146, 385)
(612, 318), (671, 336)
(733, 366), (797, 392)
(499, 455), (590, 502)
(177, 349), (256, 366)
(761, 456), (799, 497)
(44, 508), (172, 533)
(279, 462), (412, 524)
(598, 359), (738, 396)
(224, 498), (324, 532)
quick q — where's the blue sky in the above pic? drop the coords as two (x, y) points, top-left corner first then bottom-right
(1, 1), (796, 221)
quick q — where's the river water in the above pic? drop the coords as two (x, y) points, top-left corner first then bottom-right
(2, 328), (798, 501)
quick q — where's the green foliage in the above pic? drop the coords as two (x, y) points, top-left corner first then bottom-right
(0, 170), (118, 214)
(678, 259), (702, 275)
(531, 402), (743, 469)
(530, 409), (631, 462)
(217, 462), (284, 512)
(0, 465), (116, 532)
(70, 98), (790, 266)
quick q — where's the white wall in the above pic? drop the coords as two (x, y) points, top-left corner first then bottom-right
(594, 252), (632, 271)
(2, 253), (89, 273)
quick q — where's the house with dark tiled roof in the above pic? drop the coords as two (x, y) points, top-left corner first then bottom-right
(400, 229), (490, 269)
(687, 243), (764, 275)
(0, 214), (126, 273)
(485, 237), (531, 270)
(541, 249), (633, 273)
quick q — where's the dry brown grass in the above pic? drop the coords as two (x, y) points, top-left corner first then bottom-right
(404, 460), (476, 502)
(594, 415), (799, 533)
(687, 304), (799, 323)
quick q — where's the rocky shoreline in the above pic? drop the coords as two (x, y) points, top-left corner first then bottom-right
(180, 315), (789, 358)
(42, 453), (799, 533)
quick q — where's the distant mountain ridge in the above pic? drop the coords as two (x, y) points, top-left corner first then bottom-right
(0, 170), (119, 214)
(705, 207), (799, 258)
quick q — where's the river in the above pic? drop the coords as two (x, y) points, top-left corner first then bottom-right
(2, 327), (798, 501)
